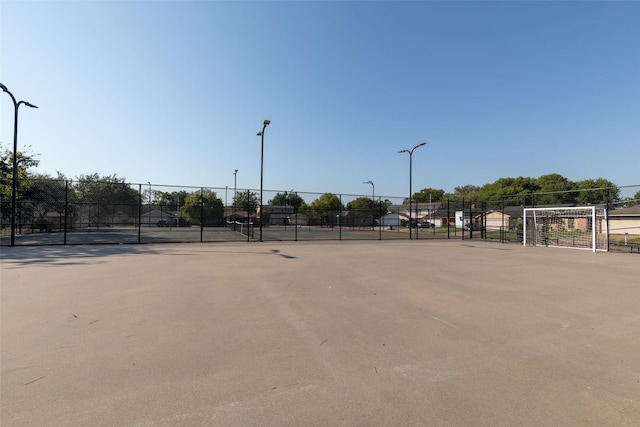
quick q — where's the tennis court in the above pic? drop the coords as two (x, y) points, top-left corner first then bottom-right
(2, 240), (639, 426)
(2, 224), (441, 245)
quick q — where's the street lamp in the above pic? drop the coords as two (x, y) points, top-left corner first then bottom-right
(363, 180), (375, 201)
(1, 83), (38, 246)
(363, 180), (374, 230)
(256, 119), (270, 242)
(147, 181), (152, 228)
(233, 169), (238, 231)
(398, 142), (426, 240)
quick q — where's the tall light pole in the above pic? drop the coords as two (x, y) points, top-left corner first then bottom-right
(147, 181), (152, 228)
(256, 120), (270, 242)
(363, 180), (374, 230)
(233, 169), (238, 231)
(1, 83), (38, 246)
(291, 189), (298, 241)
(398, 142), (426, 240)
(363, 180), (375, 201)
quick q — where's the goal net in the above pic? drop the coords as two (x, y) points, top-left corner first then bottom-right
(523, 206), (608, 252)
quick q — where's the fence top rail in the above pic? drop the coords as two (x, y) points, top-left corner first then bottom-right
(523, 206), (600, 212)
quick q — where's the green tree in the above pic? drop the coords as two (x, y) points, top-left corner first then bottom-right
(233, 191), (259, 213)
(296, 201), (311, 216)
(405, 188), (445, 204)
(347, 197), (386, 214)
(346, 197), (373, 210)
(181, 189), (224, 226)
(575, 178), (620, 205)
(1, 143), (39, 224)
(625, 190), (640, 207)
(477, 176), (540, 200)
(534, 173), (576, 205)
(74, 173), (139, 227)
(0, 143), (39, 179)
(20, 173), (70, 230)
(269, 191), (305, 210)
(310, 193), (343, 226)
(346, 197), (385, 226)
(453, 185), (480, 199)
(155, 190), (190, 211)
(311, 193), (342, 211)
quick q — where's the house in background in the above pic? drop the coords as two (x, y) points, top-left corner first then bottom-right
(608, 205), (640, 235)
(474, 206), (525, 231)
(288, 213), (309, 226)
(140, 210), (174, 227)
(429, 208), (455, 227)
(253, 205), (312, 226)
(387, 202), (442, 222)
(451, 205), (524, 230)
(256, 205), (295, 225)
(224, 208), (252, 226)
(484, 210), (512, 230)
(379, 212), (409, 227)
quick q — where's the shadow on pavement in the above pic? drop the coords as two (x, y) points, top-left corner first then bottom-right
(0, 244), (167, 267)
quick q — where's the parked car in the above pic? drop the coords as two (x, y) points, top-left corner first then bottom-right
(464, 222), (485, 231)
(408, 221), (435, 229)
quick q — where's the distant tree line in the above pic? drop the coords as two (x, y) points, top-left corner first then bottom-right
(1, 144), (638, 231)
(406, 174), (639, 207)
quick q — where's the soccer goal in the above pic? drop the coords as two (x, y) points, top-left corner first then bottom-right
(523, 206), (608, 252)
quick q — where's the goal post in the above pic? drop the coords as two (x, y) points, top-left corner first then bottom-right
(523, 206), (608, 252)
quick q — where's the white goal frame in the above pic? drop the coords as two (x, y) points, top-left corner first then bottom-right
(523, 206), (608, 252)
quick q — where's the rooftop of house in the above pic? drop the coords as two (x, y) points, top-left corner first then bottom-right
(609, 205), (640, 216)
(388, 202), (444, 211)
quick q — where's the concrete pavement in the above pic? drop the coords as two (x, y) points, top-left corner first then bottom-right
(1, 240), (639, 426)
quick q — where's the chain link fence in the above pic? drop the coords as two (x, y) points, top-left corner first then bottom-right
(1, 178), (638, 251)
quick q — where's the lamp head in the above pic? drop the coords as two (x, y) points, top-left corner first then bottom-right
(0, 83), (7, 92)
(263, 119), (270, 126)
(24, 102), (38, 109)
(398, 149), (408, 154)
(256, 131), (262, 136)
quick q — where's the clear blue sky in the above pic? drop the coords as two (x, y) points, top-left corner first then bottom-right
(1, 0), (639, 201)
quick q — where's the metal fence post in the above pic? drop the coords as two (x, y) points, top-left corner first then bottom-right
(339, 194), (342, 240)
(461, 198), (465, 240)
(64, 180), (69, 245)
(200, 187), (204, 242)
(606, 187), (610, 251)
(378, 196), (382, 240)
(483, 200), (487, 239)
(137, 184), (142, 244)
(247, 189), (250, 242)
(447, 199), (450, 239)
